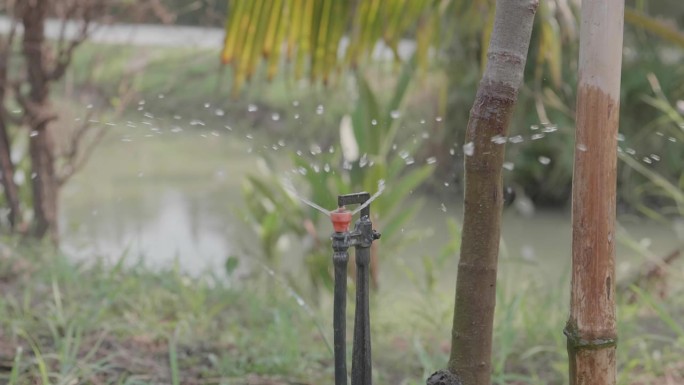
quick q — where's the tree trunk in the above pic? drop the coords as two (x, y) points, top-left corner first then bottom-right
(446, 1), (538, 385)
(21, 0), (60, 242)
(0, 31), (22, 229)
(564, 1), (624, 384)
(0, 119), (21, 229)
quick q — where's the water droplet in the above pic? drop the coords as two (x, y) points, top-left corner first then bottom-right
(224, 125), (233, 131)
(440, 203), (447, 212)
(420, 119), (426, 124)
(668, 137), (677, 143)
(316, 105), (324, 115)
(538, 156), (551, 165)
(541, 124), (558, 133)
(463, 142), (475, 156)
(435, 116), (443, 122)
(426, 156), (437, 165)
(157, 93), (165, 99)
(444, 182), (450, 187)
(248, 104), (258, 112)
(655, 131), (664, 136)
(390, 110), (401, 119)
(531, 133), (545, 140)
(421, 132), (430, 139)
(371, 119), (378, 126)
(86, 104), (93, 109)
(173, 115), (182, 120)
(278, 139), (286, 147)
(530, 124), (539, 130)
(577, 144), (587, 152)
(31, 172), (37, 179)
(215, 109), (225, 117)
(171, 127), (183, 133)
(343, 160), (352, 170)
(297, 167), (307, 175)
(292, 100), (300, 107)
(449, 148), (456, 156)
(404, 157), (415, 165)
(650, 154), (660, 162)
(271, 113), (280, 121)
(503, 162), (514, 171)
(617, 133), (625, 141)
(312, 164), (320, 173)
(491, 135), (507, 144)
(508, 135), (524, 144)
(294, 113), (300, 119)
(121, 137), (132, 142)
(310, 144), (322, 155)
(190, 119), (205, 126)
(246, 134), (254, 140)
(359, 154), (368, 167)
(204, 103), (211, 109)
(30, 131), (39, 137)
(328, 146), (335, 154)
(144, 112), (154, 119)
(324, 163), (331, 172)
(625, 148), (636, 155)
(211, 131), (219, 137)
(399, 150), (410, 160)
(642, 157), (652, 164)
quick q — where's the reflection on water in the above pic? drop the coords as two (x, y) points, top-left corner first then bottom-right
(60, 127), (681, 287)
(61, 128), (257, 275)
(63, 189), (233, 275)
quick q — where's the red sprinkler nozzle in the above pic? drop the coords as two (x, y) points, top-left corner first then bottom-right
(330, 207), (352, 233)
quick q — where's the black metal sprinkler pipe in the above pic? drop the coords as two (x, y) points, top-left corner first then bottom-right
(330, 193), (381, 385)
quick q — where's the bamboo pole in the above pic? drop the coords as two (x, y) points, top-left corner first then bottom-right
(444, 1), (538, 385)
(565, 0), (624, 384)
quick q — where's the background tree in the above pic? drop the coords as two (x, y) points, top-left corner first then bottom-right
(0, 0), (136, 242)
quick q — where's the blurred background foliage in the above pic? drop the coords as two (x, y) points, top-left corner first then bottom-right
(221, 0), (684, 212)
(214, 0), (684, 296)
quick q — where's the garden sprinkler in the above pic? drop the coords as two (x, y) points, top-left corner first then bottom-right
(330, 192), (381, 385)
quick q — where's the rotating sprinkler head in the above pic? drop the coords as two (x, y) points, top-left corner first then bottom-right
(330, 207), (353, 233)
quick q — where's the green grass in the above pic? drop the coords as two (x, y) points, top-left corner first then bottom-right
(0, 241), (331, 384)
(0, 240), (682, 384)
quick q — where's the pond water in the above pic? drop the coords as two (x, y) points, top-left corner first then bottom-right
(60, 124), (682, 291)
